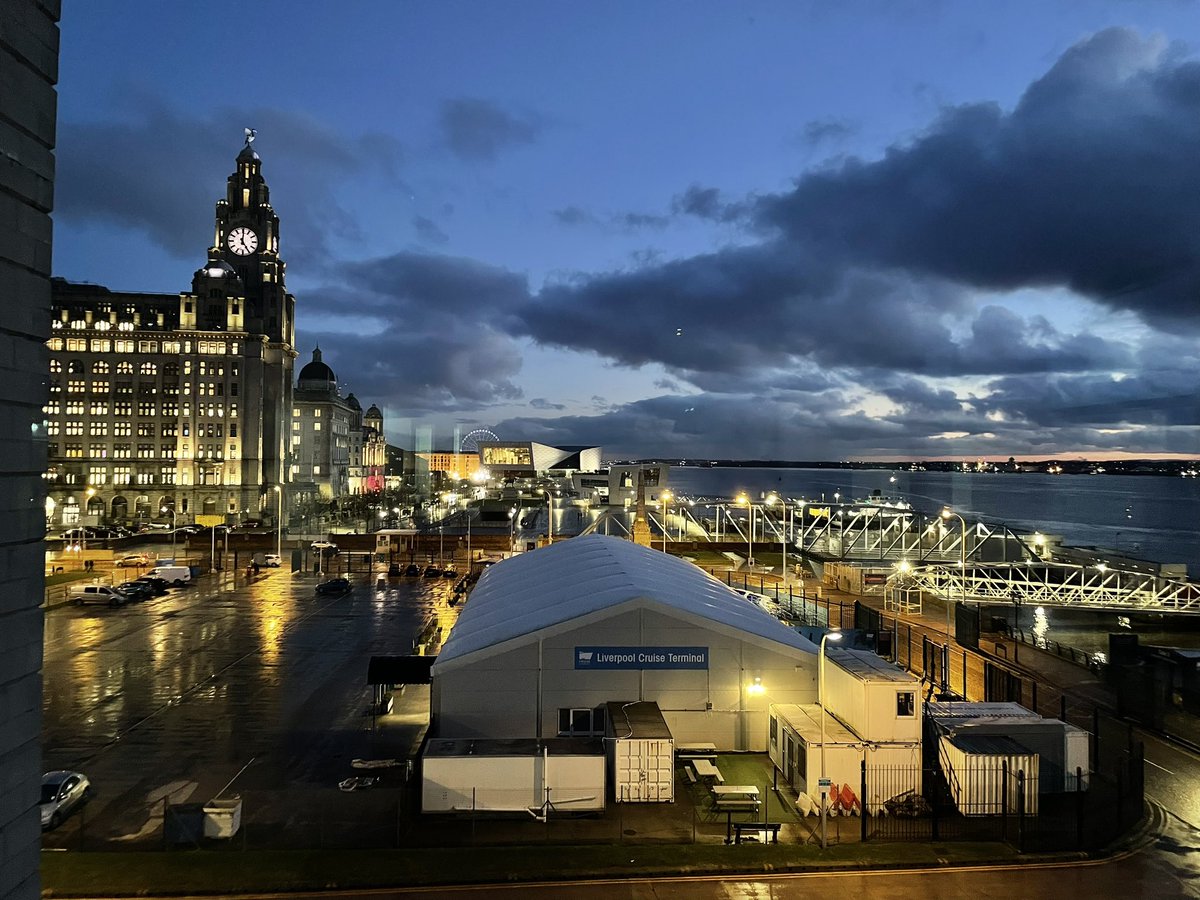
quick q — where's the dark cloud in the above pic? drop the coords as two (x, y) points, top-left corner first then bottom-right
(552, 205), (668, 232)
(413, 215), (449, 245)
(298, 252), (531, 412)
(670, 185), (750, 223)
(800, 117), (857, 147)
(56, 95), (405, 269)
(757, 28), (1200, 326)
(439, 97), (542, 162)
(530, 398), (566, 411)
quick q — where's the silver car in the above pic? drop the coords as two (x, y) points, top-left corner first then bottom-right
(40, 770), (91, 829)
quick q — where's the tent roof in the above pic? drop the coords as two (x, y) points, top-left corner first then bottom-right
(434, 534), (817, 670)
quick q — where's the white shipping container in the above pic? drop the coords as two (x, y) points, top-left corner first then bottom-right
(939, 735), (1038, 816)
(422, 749), (605, 814)
(612, 738), (674, 803)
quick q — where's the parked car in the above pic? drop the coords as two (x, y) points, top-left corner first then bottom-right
(69, 585), (126, 607)
(315, 577), (351, 596)
(132, 575), (169, 596)
(116, 553), (152, 568)
(404, 563), (420, 576)
(423, 564), (441, 577)
(441, 567), (458, 579)
(263, 553), (282, 568)
(115, 581), (153, 602)
(387, 563), (402, 577)
(41, 771), (91, 829)
(311, 540), (338, 552)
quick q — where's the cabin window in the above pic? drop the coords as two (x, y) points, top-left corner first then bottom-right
(896, 691), (916, 717)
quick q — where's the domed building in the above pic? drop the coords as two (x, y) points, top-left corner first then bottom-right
(291, 347), (354, 501)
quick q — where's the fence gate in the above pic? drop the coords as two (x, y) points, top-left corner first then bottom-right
(984, 661), (1022, 702)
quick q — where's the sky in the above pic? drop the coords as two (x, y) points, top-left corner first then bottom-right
(52, 1), (1200, 461)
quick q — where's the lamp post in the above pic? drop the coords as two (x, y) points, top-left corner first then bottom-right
(940, 507), (967, 692)
(466, 503), (472, 567)
(509, 506), (517, 555)
(819, 629), (843, 850)
(660, 490), (673, 553)
(274, 485), (283, 563)
(541, 488), (554, 545)
(736, 493), (753, 569)
(160, 504), (177, 560)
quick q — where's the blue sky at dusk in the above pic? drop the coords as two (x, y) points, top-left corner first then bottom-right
(54, 1), (1200, 460)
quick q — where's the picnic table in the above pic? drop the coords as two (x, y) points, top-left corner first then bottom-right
(676, 742), (717, 760)
(692, 759), (724, 783)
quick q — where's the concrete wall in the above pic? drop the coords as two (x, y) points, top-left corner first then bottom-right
(0, 2), (58, 896)
(432, 605), (818, 751)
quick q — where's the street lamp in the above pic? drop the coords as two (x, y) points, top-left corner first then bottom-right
(819, 629), (843, 850)
(274, 485), (283, 563)
(736, 493), (753, 569)
(161, 504), (177, 561)
(509, 507), (517, 554)
(766, 493), (787, 582)
(940, 507), (967, 693)
(540, 488), (554, 545)
(660, 490), (673, 553)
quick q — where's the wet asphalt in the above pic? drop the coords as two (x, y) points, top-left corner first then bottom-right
(41, 560), (459, 847)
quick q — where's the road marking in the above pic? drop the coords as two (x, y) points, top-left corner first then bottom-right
(1144, 758), (1175, 775)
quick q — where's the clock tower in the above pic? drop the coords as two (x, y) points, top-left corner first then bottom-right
(181, 132), (297, 516)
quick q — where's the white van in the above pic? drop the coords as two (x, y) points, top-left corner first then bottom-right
(146, 565), (191, 586)
(69, 585), (126, 607)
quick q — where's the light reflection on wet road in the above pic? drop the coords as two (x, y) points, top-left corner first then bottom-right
(42, 566), (458, 844)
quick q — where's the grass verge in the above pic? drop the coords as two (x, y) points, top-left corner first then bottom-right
(42, 841), (1020, 896)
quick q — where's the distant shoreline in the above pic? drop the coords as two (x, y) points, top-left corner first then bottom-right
(621, 459), (1199, 477)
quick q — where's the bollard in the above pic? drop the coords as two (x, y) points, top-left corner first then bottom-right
(860, 760), (868, 842)
(1001, 760), (1008, 841)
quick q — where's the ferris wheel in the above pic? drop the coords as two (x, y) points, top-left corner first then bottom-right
(460, 429), (499, 454)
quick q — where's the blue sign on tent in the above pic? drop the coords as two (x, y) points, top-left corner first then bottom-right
(575, 646), (709, 670)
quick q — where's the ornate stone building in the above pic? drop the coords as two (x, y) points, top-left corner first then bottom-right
(44, 136), (297, 528)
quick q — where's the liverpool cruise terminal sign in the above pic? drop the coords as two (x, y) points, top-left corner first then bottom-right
(575, 646), (709, 670)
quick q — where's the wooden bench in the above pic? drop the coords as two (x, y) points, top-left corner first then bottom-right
(733, 822), (781, 844)
(684, 765), (698, 785)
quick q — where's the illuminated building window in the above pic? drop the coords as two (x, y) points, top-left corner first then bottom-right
(89, 466), (108, 484)
(112, 444), (131, 459)
(114, 422), (131, 437)
(67, 380), (85, 393)
(162, 341), (181, 354)
(138, 341), (159, 353)
(89, 401), (108, 415)
(89, 443), (106, 458)
(66, 338), (86, 351)
(64, 443), (83, 458)
(47, 337), (64, 350)
(140, 362), (157, 375)
(91, 380), (109, 393)
(89, 421), (108, 437)
(64, 420), (83, 436)
(90, 339), (111, 353)
(116, 361), (133, 375)
(92, 360), (109, 374)
(113, 466), (131, 485)
(115, 340), (135, 353)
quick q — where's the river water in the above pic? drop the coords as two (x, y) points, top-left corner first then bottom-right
(667, 466), (1200, 652)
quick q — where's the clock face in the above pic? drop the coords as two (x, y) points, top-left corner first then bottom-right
(227, 227), (259, 256)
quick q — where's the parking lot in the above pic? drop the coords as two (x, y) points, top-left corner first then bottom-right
(41, 561), (458, 849)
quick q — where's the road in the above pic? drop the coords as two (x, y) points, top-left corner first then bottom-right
(42, 562), (458, 847)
